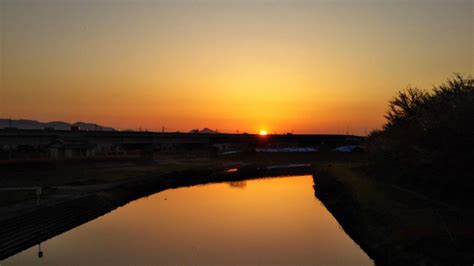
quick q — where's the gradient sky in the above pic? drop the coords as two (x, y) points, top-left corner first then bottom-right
(1, 0), (472, 134)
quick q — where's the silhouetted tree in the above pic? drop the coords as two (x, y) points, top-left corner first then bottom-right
(384, 87), (428, 128)
(367, 74), (473, 204)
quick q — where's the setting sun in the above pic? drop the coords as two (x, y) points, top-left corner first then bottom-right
(259, 130), (268, 136)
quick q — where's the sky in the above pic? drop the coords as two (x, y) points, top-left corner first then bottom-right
(1, 0), (472, 135)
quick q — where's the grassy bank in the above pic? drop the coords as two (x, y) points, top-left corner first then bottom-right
(0, 156), (240, 208)
(313, 162), (474, 265)
(0, 152), (359, 208)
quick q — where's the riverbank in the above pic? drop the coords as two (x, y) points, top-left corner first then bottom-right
(4, 152), (470, 264)
(0, 152), (360, 208)
(0, 154), (316, 260)
(312, 162), (474, 266)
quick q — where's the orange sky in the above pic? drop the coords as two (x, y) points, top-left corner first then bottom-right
(1, 0), (472, 135)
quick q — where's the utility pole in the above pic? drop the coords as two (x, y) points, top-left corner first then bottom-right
(38, 243), (43, 258)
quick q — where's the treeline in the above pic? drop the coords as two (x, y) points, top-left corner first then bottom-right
(367, 74), (473, 204)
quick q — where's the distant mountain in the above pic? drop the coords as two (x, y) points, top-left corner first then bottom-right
(0, 119), (44, 130)
(72, 122), (115, 131)
(189, 128), (218, 134)
(45, 121), (71, 130)
(0, 119), (115, 131)
(200, 128), (218, 134)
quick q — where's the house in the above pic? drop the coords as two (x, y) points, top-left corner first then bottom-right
(47, 139), (97, 159)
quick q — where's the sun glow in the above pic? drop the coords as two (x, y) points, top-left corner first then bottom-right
(259, 130), (268, 136)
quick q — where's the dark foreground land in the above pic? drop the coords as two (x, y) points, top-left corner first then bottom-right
(1, 153), (473, 265)
(0, 152), (320, 260)
(313, 162), (474, 266)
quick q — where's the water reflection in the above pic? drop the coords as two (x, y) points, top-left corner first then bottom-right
(227, 181), (247, 189)
(226, 168), (239, 173)
(3, 175), (372, 265)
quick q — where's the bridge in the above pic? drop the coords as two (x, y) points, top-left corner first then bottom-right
(0, 129), (364, 162)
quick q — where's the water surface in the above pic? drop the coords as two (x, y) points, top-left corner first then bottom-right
(4, 175), (372, 265)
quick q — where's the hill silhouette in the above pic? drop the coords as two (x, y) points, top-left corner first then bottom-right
(0, 119), (115, 131)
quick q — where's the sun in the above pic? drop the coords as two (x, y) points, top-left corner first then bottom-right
(259, 130), (268, 136)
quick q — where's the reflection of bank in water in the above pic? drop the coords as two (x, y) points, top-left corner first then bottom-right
(227, 181), (247, 189)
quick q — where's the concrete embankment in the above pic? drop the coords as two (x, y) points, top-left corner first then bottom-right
(0, 193), (118, 260)
(0, 164), (312, 260)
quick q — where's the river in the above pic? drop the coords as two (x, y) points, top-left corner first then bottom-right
(3, 175), (372, 265)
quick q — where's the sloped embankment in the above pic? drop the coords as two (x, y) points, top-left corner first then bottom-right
(312, 166), (473, 266)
